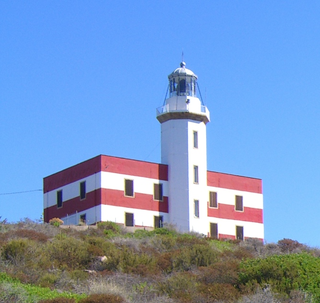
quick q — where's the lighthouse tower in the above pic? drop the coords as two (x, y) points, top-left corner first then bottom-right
(156, 62), (210, 234)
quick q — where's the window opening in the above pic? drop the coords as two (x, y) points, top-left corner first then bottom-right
(193, 131), (198, 148)
(154, 216), (163, 228)
(235, 195), (243, 211)
(210, 223), (218, 239)
(125, 212), (134, 227)
(154, 183), (163, 201)
(209, 191), (217, 208)
(194, 166), (199, 183)
(57, 190), (63, 208)
(236, 226), (244, 240)
(194, 200), (199, 218)
(125, 179), (134, 197)
(80, 214), (86, 224)
(80, 181), (86, 200)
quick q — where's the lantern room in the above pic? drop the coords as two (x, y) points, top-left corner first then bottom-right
(169, 62), (198, 98)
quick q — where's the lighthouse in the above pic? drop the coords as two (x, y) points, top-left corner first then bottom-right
(156, 62), (210, 234)
(44, 61), (264, 241)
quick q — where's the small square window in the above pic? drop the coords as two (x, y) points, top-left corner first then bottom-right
(209, 191), (217, 208)
(80, 181), (86, 200)
(154, 183), (163, 201)
(57, 190), (63, 208)
(125, 212), (134, 227)
(194, 200), (199, 218)
(124, 179), (134, 197)
(235, 195), (243, 211)
(194, 166), (199, 184)
(193, 131), (198, 148)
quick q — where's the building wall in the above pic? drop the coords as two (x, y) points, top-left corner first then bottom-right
(44, 155), (169, 227)
(206, 171), (263, 240)
(43, 155), (263, 240)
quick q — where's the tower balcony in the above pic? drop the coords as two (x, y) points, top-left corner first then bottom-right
(156, 101), (210, 124)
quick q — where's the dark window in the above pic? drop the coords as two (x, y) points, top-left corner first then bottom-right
(235, 195), (243, 211)
(236, 226), (244, 240)
(209, 191), (217, 208)
(210, 223), (218, 239)
(57, 190), (63, 208)
(125, 179), (134, 197)
(194, 200), (199, 218)
(80, 214), (86, 224)
(125, 212), (134, 227)
(194, 166), (199, 183)
(179, 79), (186, 94)
(154, 216), (163, 228)
(154, 183), (163, 201)
(193, 131), (198, 148)
(80, 181), (86, 200)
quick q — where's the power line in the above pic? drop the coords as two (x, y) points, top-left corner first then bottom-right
(0, 189), (42, 196)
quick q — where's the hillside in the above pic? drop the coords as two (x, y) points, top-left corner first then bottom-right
(0, 218), (319, 303)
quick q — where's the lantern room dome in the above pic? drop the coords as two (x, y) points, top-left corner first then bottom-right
(169, 62), (198, 79)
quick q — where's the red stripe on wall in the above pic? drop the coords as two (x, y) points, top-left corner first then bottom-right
(207, 204), (263, 223)
(100, 188), (169, 213)
(44, 188), (169, 223)
(207, 171), (262, 194)
(44, 156), (102, 193)
(218, 234), (235, 240)
(100, 155), (168, 181)
(44, 155), (169, 193)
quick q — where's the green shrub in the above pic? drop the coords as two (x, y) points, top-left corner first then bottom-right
(79, 293), (124, 303)
(49, 218), (64, 227)
(198, 283), (240, 302)
(277, 238), (305, 253)
(172, 244), (218, 270)
(37, 273), (59, 288)
(238, 252), (320, 300)
(38, 298), (76, 303)
(157, 272), (198, 302)
(97, 222), (121, 234)
(119, 247), (157, 275)
(1, 239), (29, 264)
(47, 237), (91, 270)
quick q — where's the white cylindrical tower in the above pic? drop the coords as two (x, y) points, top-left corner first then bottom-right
(156, 62), (210, 234)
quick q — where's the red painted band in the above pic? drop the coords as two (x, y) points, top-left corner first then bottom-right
(44, 155), (169, 193)
(207, 171), (262, 194)
(207, 204), (263, 223)
(44, 188), (169, 222)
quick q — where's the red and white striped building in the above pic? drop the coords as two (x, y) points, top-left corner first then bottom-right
(43, 62), (264, 240)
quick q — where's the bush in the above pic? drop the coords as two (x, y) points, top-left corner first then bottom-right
(97, 222), (121, 234)
(157, 272), (198, 302)
(47, 237), (91, 270)
(38, 299), (76, 303)
(119, 247), (157, 275)
(1, 239), (31, 265)
(79, 293), (124, 303)
(172, 244), (218, 270)
(49, 218), (64, 227)
(11, 229), (49, 243)
(277, 238), (305, 254)
(238, 252), (320, 300)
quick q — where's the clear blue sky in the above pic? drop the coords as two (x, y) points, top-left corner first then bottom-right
(1, 1), (320, 246)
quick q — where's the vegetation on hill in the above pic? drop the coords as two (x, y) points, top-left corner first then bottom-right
(0, 218), (319, 302)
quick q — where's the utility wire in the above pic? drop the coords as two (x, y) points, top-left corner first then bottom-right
(0, 189), (42, 196)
